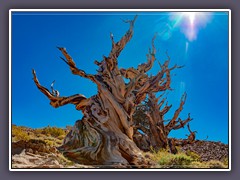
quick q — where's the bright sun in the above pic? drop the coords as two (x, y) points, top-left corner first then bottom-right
(181, 12), (197, 25)
(165, 12), (212, 42)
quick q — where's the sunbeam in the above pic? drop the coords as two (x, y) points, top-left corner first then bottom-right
(170, 12), (212, 41)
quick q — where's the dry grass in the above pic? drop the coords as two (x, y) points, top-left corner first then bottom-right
(12, 125), (67, 147)
(12, 125), (30, 141)
(12, 125), (228, 169)
(149, 148), (228, 169)
(150, 149), (193, 168)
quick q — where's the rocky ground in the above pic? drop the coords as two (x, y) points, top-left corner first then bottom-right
(180, 140), (229, 162)
(11, 125), (95, 169)
(11, 125), (229, 169)
(11, 140), (94, 169)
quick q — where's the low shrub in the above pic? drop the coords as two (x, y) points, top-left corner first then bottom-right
(44, 139), (54, 146)
(42, 126), (66, 138)
(150, 148), (228, 169)
(185, 150), (201, 161)
(12, 126), (30, 141)
(151, 149), (193, 168)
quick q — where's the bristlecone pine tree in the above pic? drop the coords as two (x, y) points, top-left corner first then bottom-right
(32, 15), (186, 168)
(133, 92), (196, 154)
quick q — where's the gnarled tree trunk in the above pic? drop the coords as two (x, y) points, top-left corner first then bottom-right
(133, 92), (194, 153)
(32, 16), (178, 168)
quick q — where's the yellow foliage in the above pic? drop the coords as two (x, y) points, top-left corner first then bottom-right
(42, 126), (66, 138)
(57, 134), (66, 140)
(185, 150), (201, 161)
(150, 148), (228, 169)
(206, 160), (228, 168)
(11, 125), (66, 146)
(44, 139), (54, 146)
(151, 149), (193, 168)
(12, 125), (30, 141)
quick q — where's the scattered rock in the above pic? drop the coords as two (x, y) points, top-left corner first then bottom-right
(12, 139), (58, 156)
(12, 150), (63, 168)
(180, 140), (228, 162)
(12, 149), (94, 168)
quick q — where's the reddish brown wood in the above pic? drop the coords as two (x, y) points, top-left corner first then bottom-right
(33, 16), (180, 167)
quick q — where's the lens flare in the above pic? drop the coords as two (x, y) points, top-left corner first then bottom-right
(182, 12), (196, 26)
(170, 12), (212, 41)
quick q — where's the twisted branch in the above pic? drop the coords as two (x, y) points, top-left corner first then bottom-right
(32, 69), (89, 110)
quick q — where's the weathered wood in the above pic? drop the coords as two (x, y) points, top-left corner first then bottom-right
(133, 92), (194, 152)
(32, 16), (177, 167)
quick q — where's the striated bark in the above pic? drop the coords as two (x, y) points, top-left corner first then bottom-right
(133, 92), (194, 152)
(32, 16), (178, 167)
(32, 16), (181, 168)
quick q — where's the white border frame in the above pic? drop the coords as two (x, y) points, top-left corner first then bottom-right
(9, 9), (231, 172)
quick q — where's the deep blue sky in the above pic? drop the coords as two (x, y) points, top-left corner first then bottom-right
(11, 11), (229, 144)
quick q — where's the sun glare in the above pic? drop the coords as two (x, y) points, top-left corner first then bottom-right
(169, 12), (212, 41)
(181, 12), (197, 26)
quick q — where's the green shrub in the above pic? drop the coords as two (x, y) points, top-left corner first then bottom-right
(171, 154), (193, 167)
(151, 149), (194, 168)
(150, 146), (229, 169)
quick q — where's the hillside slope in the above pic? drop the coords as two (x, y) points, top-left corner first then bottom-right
(11, 125), (229, 169)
